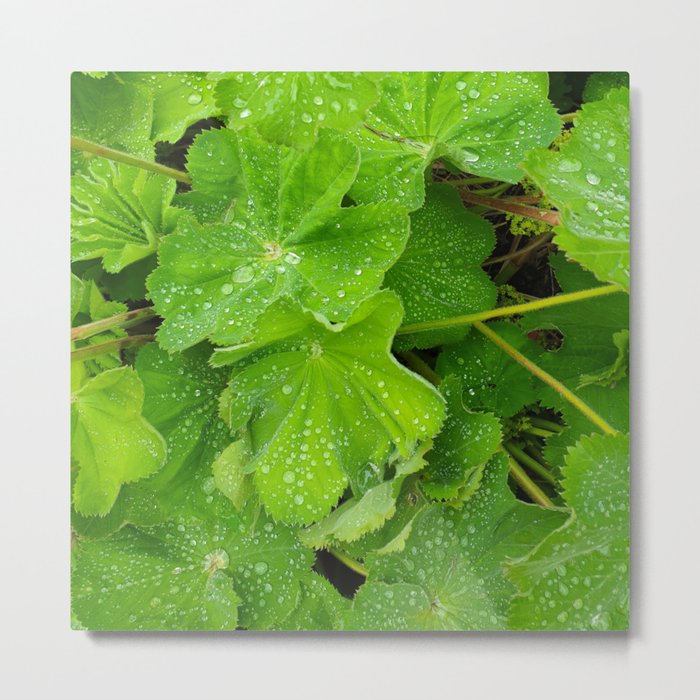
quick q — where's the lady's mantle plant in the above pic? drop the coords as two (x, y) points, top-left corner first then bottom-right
(70, 71), (630, 631)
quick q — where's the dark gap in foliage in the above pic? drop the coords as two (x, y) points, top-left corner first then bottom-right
(315, 549), (365, 599)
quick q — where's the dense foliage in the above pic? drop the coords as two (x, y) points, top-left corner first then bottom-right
(70, 71), (630, 630)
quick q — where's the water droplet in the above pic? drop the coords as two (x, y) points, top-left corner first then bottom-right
(221, 283), (234, 295)
(284, 251), (301, 265)
(293, 494), (304, 505)
(456, 81), (467, 91)
(586, 172), (601, 185)
(281, 384), (293, 395)
(187, 93), (202, 105)
(232, 265), (255, 283)
(254, 561), (269, 575)
(460, 148), (480, 163)
(301, 112), (313, 123)
(558, 158), (582, 172)
(313, 96), (323, 105)
(468, 88), (480, 99)
(239, 108), (252, 119)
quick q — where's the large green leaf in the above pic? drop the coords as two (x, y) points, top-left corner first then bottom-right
(520, 254), (629, 467)
(386, 183), (496, 349)
(582, 72), (629, 103)
(214, 71), (379, 150)
(71, 367), (167, 516)
(507, 433), (629, 630)
(213, 291), (445, 525)
(346, 455), (566, 630)
(149, 130), (409, 351)
(71, 73), (154, 162)
(120, 72), (221, 144)
(135, 343), (232, 515)
(350, 72), (561, 210)
(523, 87), (630, 289)
(422, 376), (502, 500)
(71, 158), (180, 273)
(437, 322), (539, 417)
(278, 573), (350, 631)
(72, 506), (313, 631)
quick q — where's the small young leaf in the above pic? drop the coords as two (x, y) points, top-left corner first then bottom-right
(212, 441), (254, 512)
(422, 376), (502, 501)
(71, 158), (180, 273)
(149, 130), (410, 351)
(350, 72), (561, 210)
(214, 291), (446, 525)
(71, 367), (167, 516)
(277, 573), (350, 631)
(523, 87), (630, 289)
(214, 71), (379, 150)
(507, 433), (630, 630)
(437, 322), (539, 417)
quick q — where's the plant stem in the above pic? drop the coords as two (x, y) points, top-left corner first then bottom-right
(560, 112), (576, 122)
(397, 351), (441, 386)
(328, 547), (368, 578)
(459, 189), (560, 226)
(474, 322), (619, 436)
(522, 427), (556, 439)
(502, 451), (555, 508)
(71, 334), (154, 362)
(505, 442), (557, 485)
(443, 176), (500, 186)
(397, 285), (622, 335)
(484, 232), (553, 266)
(71, 136), (192, 184)
(530, 417), (564, 433)
(71, 306), (157, 341)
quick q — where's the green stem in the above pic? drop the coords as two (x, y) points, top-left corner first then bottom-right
(505, 442), (557, 485)
(502, 450), (555, 508)
(397, 285), (623, 335)
(475, 322), (618, 436)
(328, 547), (368, 578)
(71, 136), (192, 184)
(522, 427), (556, 439)
(71, 334), (154, 362)
(397, 351), (441, 386)
(459, 189), (560, 226)
(468, 182), (512, 197)
(71, 306), (157, 341)
(530, 417), (564, 433)
(560, 112), (576, 122)
(443, 176), (500, 186)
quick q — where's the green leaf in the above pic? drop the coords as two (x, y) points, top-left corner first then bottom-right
(523, 87), (630, 289)
(149, 130), (410, 351)
(278, 573), (350, 631)
(212, 441), (254, 512)
(135, 343), (232, 515)
(520, 254), (629, 466)
(422, 376), (502, 500)
(71, 367), (167, 516)
(70, 274), (85, 321)
(386, 184), (496, 349)
(71, 485), (164, 540)
(214, 290), (445, 525)
(71, 158), (180, 273)
(582, 72), (629, 103)
(71, 73), (154, 163)
(507, 433), (629, 630)
(120, 72), (221, 144)
(436, 322), (539, 417)
(300, 445), (430, 548)
(350, 72), (561, 210)
(578, 329), (629, 388)
(346, 455), (566, 630)
(72, 518), (241, 630)
(214, 71), (379, 150)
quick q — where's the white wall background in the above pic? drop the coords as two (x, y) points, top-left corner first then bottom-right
(1, 1), (698, 697)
